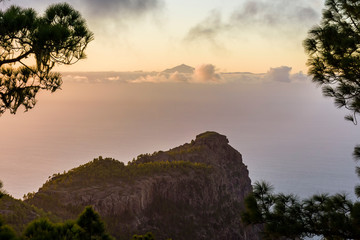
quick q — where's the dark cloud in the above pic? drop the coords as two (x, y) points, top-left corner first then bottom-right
(82, 0), (162, 16)
(231, 0), (319, 27)
(185, 0), (319, 43)
(4, 0), (163, 18)
(67, 0), (163, 21)
(185, 10), (227, 42)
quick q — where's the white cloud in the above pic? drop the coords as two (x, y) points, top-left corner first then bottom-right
(263, 66), (310, 83)
(129, 64), (223, 84)
(290, 71), (309, 82)
(264, 66), (292, 83)
(129, 72), (180, 83)
(106, 76), (120, 81)
(63, 75), (89, 83)
(62, 66), (309, 84)
(169, 71), (190, 82)
(192, 64), (223, 83)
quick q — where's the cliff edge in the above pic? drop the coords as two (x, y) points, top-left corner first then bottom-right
(25, 131), (260, 240)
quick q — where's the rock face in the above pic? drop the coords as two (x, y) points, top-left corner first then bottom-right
(26, 132), (260, 240)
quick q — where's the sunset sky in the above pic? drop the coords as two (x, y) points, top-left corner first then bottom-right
(4, 0), (322, 72)
(3, 0), (359, 200)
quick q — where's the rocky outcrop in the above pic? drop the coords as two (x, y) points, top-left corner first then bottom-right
(26, 131), (260, 240)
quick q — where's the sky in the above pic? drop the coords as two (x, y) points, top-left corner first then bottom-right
(2, 0), (323, 72)
(2, 0), (359, 201)
(1, 71), (359, 199)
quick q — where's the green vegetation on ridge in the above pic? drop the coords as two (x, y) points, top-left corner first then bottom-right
(0, 194), (59, 234)
(36, 156), (211, 193)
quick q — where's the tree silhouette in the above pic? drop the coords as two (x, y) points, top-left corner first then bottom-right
(0, 3), (93, 115)
(304, 0), (360, 125)
(0, 216), (17, 240)
(242, 181), (360, 239)
(243, 1), (360, 238)
(0, 181), (4, 198)
(76, 206), (114, 240)
(304, 0), (360, 197)
(23, 218), (58, 240)
(22, 206), (114, 240)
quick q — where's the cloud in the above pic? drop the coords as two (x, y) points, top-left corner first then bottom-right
(263, 66), (310, 83)
(185, 0), (319, 44)
(62, 72), (148, 83)
(129, 64), (223, 84)
(75, 0), (164, 19)
(106, 76), (120, 81)
(185, 10), (227, 42)
(129, 71), (194, 83)
(169, 71), (190, 82)
(264, 66), (292, 83)
(130, 72), (173, 83)
(192, 64), (223, 83)
(290, 71), (309, 82)
(62, 66), (309, 84)
(230, 0), (319, 28)
(63, 75), (89, 83)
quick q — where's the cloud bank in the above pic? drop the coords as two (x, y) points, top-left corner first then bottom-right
(263, 66), (309, 83)
(193, 64), (223, 83)
(63, 65), (309, 84)
(264, 66), (292, 83)
(130, 64), (224, 84)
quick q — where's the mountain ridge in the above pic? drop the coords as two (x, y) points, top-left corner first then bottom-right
(162, 64), (195, 74)
(4, 131), (260, 239)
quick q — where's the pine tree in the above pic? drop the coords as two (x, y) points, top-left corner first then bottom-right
(76, 206), (114, 240)
(0, 3), (93, 115)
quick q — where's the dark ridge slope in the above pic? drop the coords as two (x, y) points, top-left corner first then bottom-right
(26, 131), (260, 240)
(0, 194), (58, 234)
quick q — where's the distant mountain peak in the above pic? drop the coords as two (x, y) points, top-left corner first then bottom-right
(163, 64), (195, 73)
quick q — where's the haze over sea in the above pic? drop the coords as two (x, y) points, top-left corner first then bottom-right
(0, 69), (358, 199)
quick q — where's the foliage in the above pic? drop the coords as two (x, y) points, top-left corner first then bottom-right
(22, 206), (113, 240)
(23, 218), (59, 240)
(167, 145), (203, 157)
(304, 0), (360, 125)
(304, 0), (360, 193)
(242, 2), (360, 239)
(76, 206), (113, 240)
(0, 194), (59, 234)
(0, 3), (93, 115)
(0, 180), (4, 198)
(131, 232), (155, 240)
(38, 156), (212, 190)
(0, 217), (17, 240)
(242, 181), (360, 239)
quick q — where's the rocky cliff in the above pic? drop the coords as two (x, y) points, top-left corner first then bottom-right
(26, 131), (260, 240)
